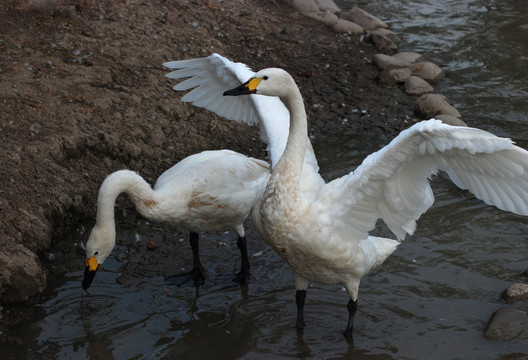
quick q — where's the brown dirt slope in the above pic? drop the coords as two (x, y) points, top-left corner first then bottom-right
(0, 0), (414, 324)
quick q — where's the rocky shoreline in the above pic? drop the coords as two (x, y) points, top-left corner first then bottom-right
(288, 0), (467, 126)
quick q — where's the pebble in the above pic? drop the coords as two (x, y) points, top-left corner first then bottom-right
(314, 0), (340, 13)
(393, 52), (423, 64)
(371, 28), (398, 55)
(484, 307), (528, 341)
(378, 68), (411, 86)
(332, 18), (364, 33)
(404, 76), (434, 95)
(286, 0), (365, 33)
(372, 28), (402, 43)
(502, 283), (528, 304)
(373, 53), (410, 70)
(378, 68), (412, 86)
(340, 7), (388, 31)
(414, 93), (462, 119)
(410, 62), (445, 83)
(147, 241), (157, 250)
(286, 0), (319, 13)
(303, 10), (338, 25)
(389, 68), (412, 83)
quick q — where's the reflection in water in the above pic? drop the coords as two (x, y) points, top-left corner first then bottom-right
(4, 1), (528, 358)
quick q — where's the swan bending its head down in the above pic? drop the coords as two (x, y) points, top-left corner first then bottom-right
(82, 150), (269, 290)
(223, 67), (528, 338)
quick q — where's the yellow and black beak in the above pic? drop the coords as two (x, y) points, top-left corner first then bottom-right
(82, 256), (99, 290)
(223, 77), (261, 96)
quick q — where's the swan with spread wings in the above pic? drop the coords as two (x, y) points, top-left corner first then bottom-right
(165, 54), (528, 339)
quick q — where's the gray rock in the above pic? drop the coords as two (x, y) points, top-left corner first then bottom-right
(285, 0), (319, 12)
(332, 18), (363, 33)
(340, 7), (388, 31)
(390, 67), (412, 83)
(303, 10), (338, 25)
(484, 307), (528, 341)
(405, 76), (434, 95)
(410, 62), (445, 82)
(502, 283), (528, 304)
(393, 51), (423, 64)
(0, 242), (46, 303)
(414, 93), (462, 119)
(371, 28), (402, 43)
(373, 53), (410, 70)
(371, 28), (398, 55)
(378, 68), (412, 85)
(314, 0), (341, 13)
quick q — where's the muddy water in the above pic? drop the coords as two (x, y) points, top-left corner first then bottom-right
(3, 131), (528, 359)
(4, 0), (528, 358)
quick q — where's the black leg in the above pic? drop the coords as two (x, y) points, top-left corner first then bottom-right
(233, 236), (250, 284)
(165, 232), (206, 285)
(295, 289), (307, 330)
(188, 232), (206, 284)
(344, 298), (357, 339)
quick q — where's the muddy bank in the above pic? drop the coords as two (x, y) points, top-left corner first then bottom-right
(0, 0), (415, 330)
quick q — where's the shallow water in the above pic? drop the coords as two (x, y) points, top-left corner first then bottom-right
(4, 132), (528, 359)
(3, 0), (528, 358)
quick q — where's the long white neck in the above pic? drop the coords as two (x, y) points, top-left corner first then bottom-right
(95, 170), (156, 227)
(273, 82), (308, 182)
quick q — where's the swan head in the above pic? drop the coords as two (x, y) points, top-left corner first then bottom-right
(82, 224), (116, 290)
(223, 68), (295, 98)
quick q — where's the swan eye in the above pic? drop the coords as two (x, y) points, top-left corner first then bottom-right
(263, 76), (268, 80)
(94, 251), (99, 256)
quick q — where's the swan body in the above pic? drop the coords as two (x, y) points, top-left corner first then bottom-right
(164, 53), (528, 337)
(221, 67), (528, 338)
(82, 150), (270, 289)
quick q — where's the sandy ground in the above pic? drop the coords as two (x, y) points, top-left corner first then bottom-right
(0, 0), (416, 333)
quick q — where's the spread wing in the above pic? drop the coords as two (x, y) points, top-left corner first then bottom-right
(322, 119), (528, 241)
(164, 53), (324, 190)
(164, 54), (288, 167)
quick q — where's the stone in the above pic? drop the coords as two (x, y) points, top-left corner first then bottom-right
(302, 10), (339, 25)
(414, 94), (462, 119)
(371, 28), (398, 55)
(378, 68), (411, 85)
(373, 53), (410, 70)
(314, 0), (341, 13)
(502, 283), (528, 304)
(285, 0), (319, 13)
(340, 7), (388, 31)
(0, 243), (46, 304)
(410, 61), (445, 82)
(393, 51), (423, 64)
(484, 307), (528, 341)
(435, 114), (468, 126)
(389, 68), (412, 83)
(371, 28), (402, 43)
(332, 18), (363, 33)
(405, 76), (434, 95)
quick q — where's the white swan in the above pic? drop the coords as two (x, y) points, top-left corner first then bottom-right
(220, 68), (528, 338)
(163, 54), (322, 191)
(82, 150), (269, 290)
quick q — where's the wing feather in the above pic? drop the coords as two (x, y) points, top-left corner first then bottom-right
(322, 119), (528, 242)
(164, 53), (323, 184)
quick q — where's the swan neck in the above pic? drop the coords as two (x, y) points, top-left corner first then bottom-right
(96, 170), (155, 227)
(276, 88), (308, 177)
